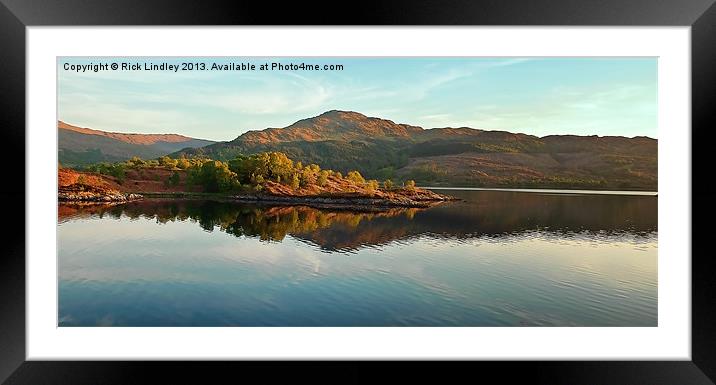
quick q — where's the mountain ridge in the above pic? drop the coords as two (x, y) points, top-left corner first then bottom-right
(237, 110), (424, 144)
(227, 110), (656, 144)
(58, 121), (215, 167)
(64, 110), (655, 190)
(58, 121), (206, 145)
(169, 110), (656, 190)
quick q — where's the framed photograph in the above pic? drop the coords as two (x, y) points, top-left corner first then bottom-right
(3, 0), (714, 383)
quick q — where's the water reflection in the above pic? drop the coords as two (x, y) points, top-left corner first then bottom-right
(58, 190), (657, 326)
(59, 190), (657, 252)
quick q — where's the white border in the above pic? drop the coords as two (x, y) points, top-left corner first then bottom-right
(27, 27), (690, 360)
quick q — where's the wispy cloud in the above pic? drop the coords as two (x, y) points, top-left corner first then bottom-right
(58, 57), (657, 139)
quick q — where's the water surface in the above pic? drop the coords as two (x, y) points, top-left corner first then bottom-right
(58, 189), (657, 326)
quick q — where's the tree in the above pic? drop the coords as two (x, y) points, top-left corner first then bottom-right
(347, 170), (365, 185)
(177, 158), (191, 169)
(266, 152), (294, 182)
(307, 163), (321, 173)
(404, 179), (416, 191)
(128, 156), (146, 168)
(192, 160), (238, 193)
(88, 162), (126, 184)
(383, 179), (394, 190)
(300, 165), (318, 187)
(228, 155), (252, 182)
(253, 174), (265, 184)
(229, 152), (294, 185)
(317, 170), (329, 187)
(365, 179), (379, 193)
(290, 173), (300, 190)
(158, 156), (177, 168)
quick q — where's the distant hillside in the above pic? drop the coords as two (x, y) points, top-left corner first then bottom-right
(58, 121), (215, 167)
(171, 110), (657, 191)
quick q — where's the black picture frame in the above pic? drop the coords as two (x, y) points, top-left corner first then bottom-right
(2, 0), (714, 383)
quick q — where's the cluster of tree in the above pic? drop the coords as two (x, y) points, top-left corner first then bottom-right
(85, 162), (128, 183)
(85, 155), (208, 184)
(85, 151), (417, 194)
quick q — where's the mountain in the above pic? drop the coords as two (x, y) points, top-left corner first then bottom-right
(172, 110), (424, 172)
(170, 110), (658, 190)
(58, 121), (215, 167)
(239, 110), (423, 143)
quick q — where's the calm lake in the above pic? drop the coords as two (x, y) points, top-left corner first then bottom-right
(58, 189), (657, 326)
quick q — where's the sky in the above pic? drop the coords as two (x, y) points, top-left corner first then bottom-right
(58, 57), (657, 141)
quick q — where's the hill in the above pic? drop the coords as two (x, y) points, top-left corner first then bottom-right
(171, 110), (657, 190)
(58, 121), (215, 167)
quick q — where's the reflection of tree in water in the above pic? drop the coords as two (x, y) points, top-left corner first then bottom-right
(224, 206), (385, 242)
(59, 191), (657, 251)
(59, 200), (420, 247)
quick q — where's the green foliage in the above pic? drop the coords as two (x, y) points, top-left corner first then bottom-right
(317, 170), (329, 187)
(158, 155), (178, 168)
(224, 151), (339, 191)
(85, 162), (126, 184)
(299, 165), (319, 187)
(365, 179), (379, 193)
(251, 174), (265, 185)
(346, 170), (365, 185)
(177, 158), (192, 169)
(404, 179), (416, 191)
(229, 152), (294, 184)
(189, 160), (238, 193)
(290, 173), (300, 190)
(81, 150), (438, 195)
(128, 156), (146, 168)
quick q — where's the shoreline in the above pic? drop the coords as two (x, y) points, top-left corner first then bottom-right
(229, 193), (455, 209)
(58, 190), (144, 203)
(59, 189), (458, 210)
(57, 184), (659, 210)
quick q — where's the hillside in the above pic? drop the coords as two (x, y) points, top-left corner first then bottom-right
(58, 121), (215, 167)
(172, 110), (657, 190)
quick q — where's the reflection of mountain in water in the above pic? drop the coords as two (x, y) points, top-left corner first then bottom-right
(59, 190), (657, 252)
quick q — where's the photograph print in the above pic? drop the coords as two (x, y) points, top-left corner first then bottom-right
(57, 57), (657, 327)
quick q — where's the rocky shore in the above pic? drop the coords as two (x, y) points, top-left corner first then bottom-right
(57, 168), (458, 209)
(58, 183), (143, 202)
(232, 190), (458, 210)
